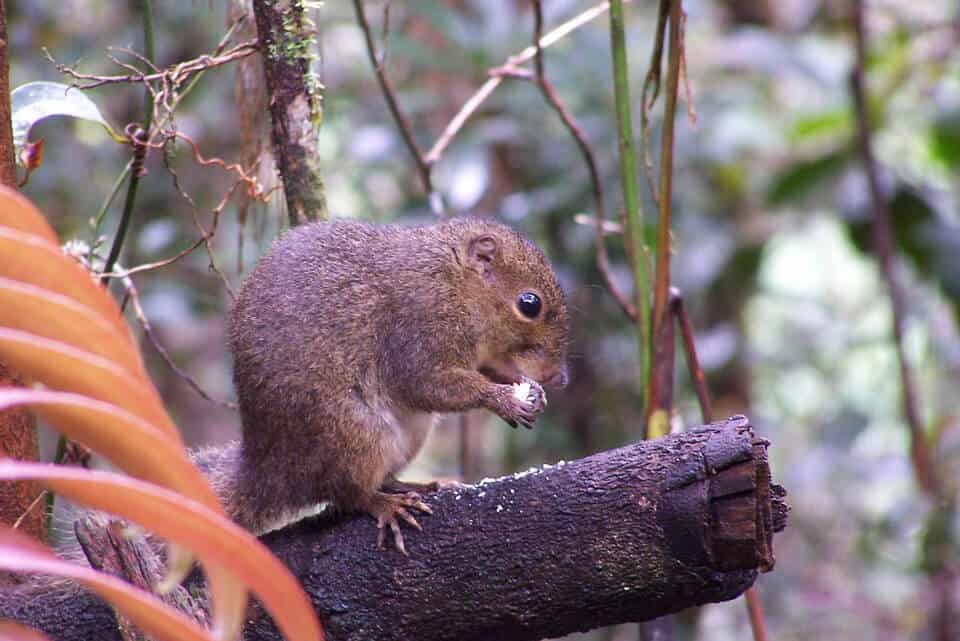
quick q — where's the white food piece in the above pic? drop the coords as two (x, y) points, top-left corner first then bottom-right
(512, 381), (532, 402)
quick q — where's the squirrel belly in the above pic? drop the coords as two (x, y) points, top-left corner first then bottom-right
(370, 402), (440, 479)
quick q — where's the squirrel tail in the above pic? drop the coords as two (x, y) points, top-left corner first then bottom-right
(193, 440), (327, 535)
(189, 439), (243, 518)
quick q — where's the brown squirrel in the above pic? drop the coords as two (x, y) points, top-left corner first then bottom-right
(196, 216), (569, 554)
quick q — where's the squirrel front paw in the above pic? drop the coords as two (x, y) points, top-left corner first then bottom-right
(491, 377), (546, 429)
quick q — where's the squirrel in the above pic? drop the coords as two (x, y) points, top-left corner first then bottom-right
(0, 216), (568, 613)
(194, 216), (570, 554)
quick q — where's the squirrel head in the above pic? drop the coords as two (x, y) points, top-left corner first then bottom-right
(447, 218), (569, 389)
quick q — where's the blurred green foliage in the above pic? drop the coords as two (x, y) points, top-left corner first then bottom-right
(9, 1), (959, 640)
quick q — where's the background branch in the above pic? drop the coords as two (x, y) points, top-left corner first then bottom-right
(530, 1), (636, 321)
(425, 2), (616, 166)
(849, 0), (937, 499)
(850, 4), (954, 639)
(352, 0), (440, 214)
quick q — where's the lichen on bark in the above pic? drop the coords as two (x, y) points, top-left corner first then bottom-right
(252, 0), (327, 226)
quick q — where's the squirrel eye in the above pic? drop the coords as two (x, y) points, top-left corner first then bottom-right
(516, 291), (542, 319)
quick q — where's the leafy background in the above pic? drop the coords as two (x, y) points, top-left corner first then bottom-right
(9, 1), (960, 639)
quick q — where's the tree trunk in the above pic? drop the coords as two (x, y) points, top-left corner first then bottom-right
(251, 0), (326, 226)
(0, 0), (44, 554)
(0, 416), (788, 641)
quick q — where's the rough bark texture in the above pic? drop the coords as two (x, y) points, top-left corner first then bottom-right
(74, 517), (209, 639)
(0, 0), (45, 556)
(0, 416), (787, 641)
(251, 0), (326, 226)
(0, 0), (15, 188)
(0, 365), (41, 546)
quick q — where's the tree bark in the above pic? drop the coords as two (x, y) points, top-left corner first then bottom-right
(0, 0), (44, 554)
(0, 0), (15, 188)
(0, 416), (788, 641)
(251, 0), (326, 226)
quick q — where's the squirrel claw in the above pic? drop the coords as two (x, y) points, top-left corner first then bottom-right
(368, 491), (432, 555)
(396, 508), (423, 530)
(376, 514), (407, 555)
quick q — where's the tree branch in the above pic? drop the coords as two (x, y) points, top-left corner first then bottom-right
(2, 417), (788, 640)
(425, 1), (616, 166)
(352, 0), (440, 214)
(529, 1), (636, 322)
(848, 0), (937, 498)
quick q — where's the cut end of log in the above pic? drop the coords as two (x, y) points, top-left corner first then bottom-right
(659, 415), (789, 574)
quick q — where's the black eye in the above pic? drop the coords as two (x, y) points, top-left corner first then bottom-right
(516, 291), (542, 319)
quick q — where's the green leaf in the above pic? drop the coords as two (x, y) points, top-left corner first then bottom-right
(788, 109), (852, 143)
(930, 111), (960, 170)
(845, 184), (960, 321)
(11, 81), (124, 162)
(766, 149), (850, 207)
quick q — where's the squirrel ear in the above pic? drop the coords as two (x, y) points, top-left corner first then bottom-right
(467, 235), (497, 275)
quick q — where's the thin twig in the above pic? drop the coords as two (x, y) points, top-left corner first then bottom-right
(165, 132), (272, 200)
(84, 16), (253, 272)
(744, 586), (770, 641)
(425, 1), (617, 165)
(99, 1), (156, 287)
(647, 0), (683, 422)
(530, 1), (636, 321)
(851, 23), (954, 639)
(46, 41), (259, 91)
(378, 0), (394, 68)
(426, 76), (499, 165)
(671, 290), (712, 423)
(122, 276), (237, 410)
(99, 237), (206, 280)
(639, 0), (669, 205)
(352, 0), (441, 214)
(849, 0), (937, 498)
(97, 130), (274, 283)
(678, 10), (696, 126)
(161, 150), (246, 299)
(13, 491), (47, 530)
(99, 125), (148, 286)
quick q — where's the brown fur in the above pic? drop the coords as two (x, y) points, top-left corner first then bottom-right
(220, 217), (569, 535)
